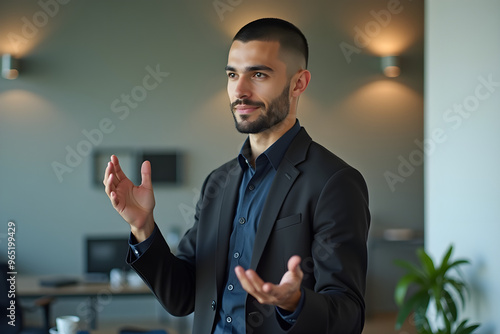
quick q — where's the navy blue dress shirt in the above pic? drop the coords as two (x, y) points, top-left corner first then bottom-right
(130, 120), (304, 334)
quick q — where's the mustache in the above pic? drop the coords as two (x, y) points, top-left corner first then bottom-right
(231, 99), (265, 110)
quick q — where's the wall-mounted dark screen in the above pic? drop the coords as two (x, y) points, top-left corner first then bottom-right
(141, 152), (181, 184)
(86, 237), (129, 275)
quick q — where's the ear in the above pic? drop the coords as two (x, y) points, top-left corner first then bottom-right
(291, 70), (311, 98)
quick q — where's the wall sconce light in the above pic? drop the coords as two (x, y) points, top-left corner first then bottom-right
(1, 54), (20, 80)
(381, 55), (400, 78)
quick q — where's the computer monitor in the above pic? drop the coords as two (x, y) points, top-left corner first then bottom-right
(86, 236), (130, 278)
(141, 151), (182, 184)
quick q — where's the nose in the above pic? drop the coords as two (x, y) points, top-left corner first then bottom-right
(231, 77), (252, 100)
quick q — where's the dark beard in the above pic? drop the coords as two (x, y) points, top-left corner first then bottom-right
(231, 83), (290, 134)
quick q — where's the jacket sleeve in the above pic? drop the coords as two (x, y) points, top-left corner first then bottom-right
(285, 167), (370, 334)
(126, 174), (211, 317)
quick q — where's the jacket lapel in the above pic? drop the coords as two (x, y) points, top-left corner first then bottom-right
(215, 160), (242, 294)
(250, 128), (311, 270)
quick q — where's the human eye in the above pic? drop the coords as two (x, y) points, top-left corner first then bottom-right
(253, 72), (267, 79)
(227, 72), (237, 79)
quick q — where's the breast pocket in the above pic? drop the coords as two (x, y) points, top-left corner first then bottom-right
(273, 213), (302, 231)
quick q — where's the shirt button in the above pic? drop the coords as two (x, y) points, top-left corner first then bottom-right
(248, 184), (255, 191)
(211, 300), (216, 310)
(233, 252), (240, 259)
(226, 316), (232, 323)
(239, 217), (246, 225)
(228, 284), (234, 291)
(134, 249), (139, 255)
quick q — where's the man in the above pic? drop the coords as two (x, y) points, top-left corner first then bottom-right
(104, 18), (370, 333)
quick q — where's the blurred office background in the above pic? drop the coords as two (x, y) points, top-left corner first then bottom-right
(0, 0), (498, 333)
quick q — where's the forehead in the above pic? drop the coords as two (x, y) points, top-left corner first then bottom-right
(227, 40), (286, 71)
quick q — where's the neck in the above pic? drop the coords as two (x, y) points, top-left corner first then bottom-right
(247, 117), (296, 165)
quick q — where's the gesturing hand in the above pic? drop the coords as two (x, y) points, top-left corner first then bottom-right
(104, 155), (156, 242)
(235, 255), (303, 312)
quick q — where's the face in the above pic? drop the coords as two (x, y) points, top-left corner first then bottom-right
(226, 40), (292, 134)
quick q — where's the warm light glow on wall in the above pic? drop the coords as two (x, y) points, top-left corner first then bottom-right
(365, 27), (417, 57)
(340, 7), (420, 58)
(0, 89), (59, 120)
(340, 80), (422, 122)
(0, 23), (46, 58)
(210, 3), (303, 39)
(0, 0), (69, 57)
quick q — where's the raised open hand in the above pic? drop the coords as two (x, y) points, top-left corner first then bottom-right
(104, 155), (156, 241)
(235, 255), (304, 312)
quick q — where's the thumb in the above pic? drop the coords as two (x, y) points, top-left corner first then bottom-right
(288, 255), (302, 275)
(141, 160), (153, 189)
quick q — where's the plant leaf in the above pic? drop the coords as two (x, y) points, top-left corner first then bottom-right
(454, 319), (480, 334)
(394, 258), (427, 280)
(438, 244), (454, 275)
(414, 305), (432, 332)
(417, 248), (436, 278)
(452, 262), (470, 285)
(445, 259), (469, 275)
(446, 278), (467, 307)
(395, 273), (418, 305)
(455, 319), (467, 333)
(460, 325), (481, 334)
(431, 279), (450, 325)
(442, 289), (458, 322)
(395, 290), (429, 330)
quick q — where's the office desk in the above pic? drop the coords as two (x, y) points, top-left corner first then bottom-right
(73, 330), (172, 334)
(17, 276), (152, 330)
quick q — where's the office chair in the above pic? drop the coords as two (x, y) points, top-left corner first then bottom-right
(0, 263), (54, 334)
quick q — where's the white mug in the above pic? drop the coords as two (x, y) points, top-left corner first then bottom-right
(110, 268), (126, 288)
(56, 315), (79, 334)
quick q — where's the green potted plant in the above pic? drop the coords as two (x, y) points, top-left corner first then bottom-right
(394, 244), (480, 334)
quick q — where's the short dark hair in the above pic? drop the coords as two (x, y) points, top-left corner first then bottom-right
(233, 18), (309, 68)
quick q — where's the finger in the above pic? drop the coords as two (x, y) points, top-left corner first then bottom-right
(235, 267), (262, 295)
(288, 255), (303, 275)
(103, 161), (117, 187)
(140, 160), (153, 189)
(107, 175), (122, 209)
(262, 282), (276, 294)
(235, 266), (252, 290)
(245, 269), (267, 292)
(104, 171), (116, 197)
(103, 160), (112, 185)
(111, 155), (128, 181)
(108, 162), (120, 187)
(235, 267), (275, 304)
(109, 189), (120, 209)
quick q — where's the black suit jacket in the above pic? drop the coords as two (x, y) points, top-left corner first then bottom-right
(128, 128), (370, 333)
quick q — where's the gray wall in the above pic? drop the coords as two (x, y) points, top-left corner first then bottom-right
(0, 0), (424, 317)
(426, 0), (500, 332)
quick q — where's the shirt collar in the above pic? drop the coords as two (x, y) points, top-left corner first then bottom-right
(237, 119), (301, 171)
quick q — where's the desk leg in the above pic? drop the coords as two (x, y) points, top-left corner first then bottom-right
(89, 296), (98, 330)
(76, 296), (99, 330)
